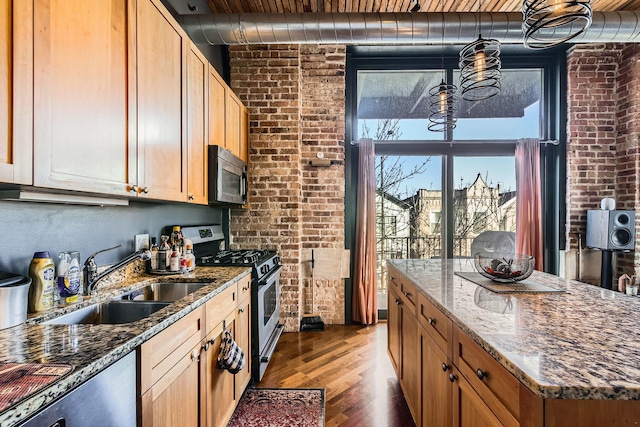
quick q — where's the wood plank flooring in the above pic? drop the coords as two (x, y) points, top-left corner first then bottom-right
(258, 323), (416, 427)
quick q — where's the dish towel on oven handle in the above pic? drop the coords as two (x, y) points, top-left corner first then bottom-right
(217, 330), (245, 374)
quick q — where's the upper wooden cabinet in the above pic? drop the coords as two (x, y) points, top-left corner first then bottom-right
(32, 0), (135, 195)
(0, 0), (32, 184)
(136, 0), (187, 202)
(208, 64), (226, 148)
(225, 91), (242, 159)
(240, 104), (250, 164)
(186, 42), (208, 205)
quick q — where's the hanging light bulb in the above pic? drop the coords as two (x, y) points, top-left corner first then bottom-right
(522, 0), (592, 49)
(474, 42), (486, 81)
(428, 79), (457, 132)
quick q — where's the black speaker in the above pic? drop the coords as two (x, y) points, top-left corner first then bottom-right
(586, 210), (636, 251)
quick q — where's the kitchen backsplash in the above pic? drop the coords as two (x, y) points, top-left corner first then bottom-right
(0, 200), (225, 276)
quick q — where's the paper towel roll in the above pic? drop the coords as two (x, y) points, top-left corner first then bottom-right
(600, 198), (616, 210)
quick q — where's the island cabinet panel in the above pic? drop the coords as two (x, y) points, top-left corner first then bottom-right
(186, 41), (208, 205)
(418, 292), (452, 356)
(401, 295), (420, 422)
(387, 286), (402, 374)
(452, 366), (503, 427)
(545, 399), (640, 427)
(420, 324), (452, 427)
(136, 0), (187, 201)
(33, 0), (135, 195)
(0, 0), (32, 184)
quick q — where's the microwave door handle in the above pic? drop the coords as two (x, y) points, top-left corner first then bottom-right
(241, 172), (248, 201)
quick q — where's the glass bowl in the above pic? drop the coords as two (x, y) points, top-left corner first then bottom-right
(473, 252), (535, 283)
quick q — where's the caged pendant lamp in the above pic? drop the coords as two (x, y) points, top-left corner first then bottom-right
(459, 0), (501, 101)
(522, 0), (592, 49)
(428, 2), (458, 132)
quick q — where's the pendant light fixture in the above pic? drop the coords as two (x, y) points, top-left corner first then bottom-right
(428, 3), (458, 132)
(522, 0), (592, 49)
(459, 0), (501, 101)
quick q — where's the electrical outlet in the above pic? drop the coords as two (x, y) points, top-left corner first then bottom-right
(135, 234), (150, 251)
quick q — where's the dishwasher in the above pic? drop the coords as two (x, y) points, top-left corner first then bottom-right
(18, 351), (136, 427)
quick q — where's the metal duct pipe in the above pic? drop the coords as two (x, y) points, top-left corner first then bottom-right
(182, 12), (640, 45)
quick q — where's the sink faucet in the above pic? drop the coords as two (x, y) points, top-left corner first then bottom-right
(84, 244), (152, 295)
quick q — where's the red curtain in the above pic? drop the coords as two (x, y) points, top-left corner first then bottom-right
(515, 138), (543, 270)
(352, 138), (378, 325)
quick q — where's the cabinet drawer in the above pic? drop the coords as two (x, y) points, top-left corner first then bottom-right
(454, 328), (520, 427)
(388, 265), (401, 293)
(140, 305), (205, 394)
(237, 274), (251, 304)
(418, 293), (452, 357)
(398, 279), (417, 313)
(205, 283), (237, 332)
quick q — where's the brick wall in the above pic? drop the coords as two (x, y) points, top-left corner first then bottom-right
(228, 44), (346, 331)
(566, 43), (640, 275)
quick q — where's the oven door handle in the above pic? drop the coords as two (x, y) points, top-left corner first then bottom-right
(258, 265), (282, 286)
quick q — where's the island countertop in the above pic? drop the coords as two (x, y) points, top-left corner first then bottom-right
(388, 258), (640, 400)
(0, 264), (251, 427)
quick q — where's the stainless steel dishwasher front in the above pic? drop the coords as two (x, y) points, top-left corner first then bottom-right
(18, 351), (136, 427)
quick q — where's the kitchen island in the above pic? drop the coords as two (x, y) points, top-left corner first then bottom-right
(0, 263), (251, 427)
(388, 258), (640, 427)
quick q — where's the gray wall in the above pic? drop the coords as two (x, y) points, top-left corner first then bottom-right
(0, 200), (224, 276)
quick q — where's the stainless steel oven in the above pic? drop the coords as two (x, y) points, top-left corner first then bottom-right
(208, 145), (247, 206)
(255, 265), (283, 380)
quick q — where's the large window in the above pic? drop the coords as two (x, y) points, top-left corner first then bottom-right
(346, 47), (565, 319)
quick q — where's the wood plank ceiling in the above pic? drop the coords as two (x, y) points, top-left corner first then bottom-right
(204, 0), (640, 13)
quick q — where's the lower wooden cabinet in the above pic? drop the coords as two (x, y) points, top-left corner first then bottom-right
(401, 298), (420, 422)
(387, 287), (401, 373)
(139, 277), (252, 427)
(420, 324), (452, 427)
(452, 366), (503, 427)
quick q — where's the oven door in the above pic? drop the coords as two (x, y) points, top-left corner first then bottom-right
(256, 265), (281, 355)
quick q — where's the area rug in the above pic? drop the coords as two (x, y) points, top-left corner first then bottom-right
(227, 387), (325, 427)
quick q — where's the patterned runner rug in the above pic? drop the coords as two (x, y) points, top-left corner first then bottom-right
(227, 387), (325, 427)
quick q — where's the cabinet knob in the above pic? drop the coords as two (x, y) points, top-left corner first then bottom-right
(188, 194), (195, 200)
(242, 286), (249, 292)
(138, 186), (149, 194)
(476, 368), (487, 381)
(442, 363), (449, 372)
(191, 349), (200, 363)
(402, 291), (411, 298)
(239, 308), (245, 313)
(395, 298), (401, 305)
(449, 373), (458, 383)
(428, 317), (436, 326)
(202, 342), (210, 352)
(127, 185), (138, 193)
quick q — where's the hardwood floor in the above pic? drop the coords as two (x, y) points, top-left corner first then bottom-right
(258, 323), (416, 427)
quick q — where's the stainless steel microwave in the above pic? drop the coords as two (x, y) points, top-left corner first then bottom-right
(208, 146), (248, 206)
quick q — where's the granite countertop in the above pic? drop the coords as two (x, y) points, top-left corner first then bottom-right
(0, 264), (251, 427)
(388, 258), (640, 400)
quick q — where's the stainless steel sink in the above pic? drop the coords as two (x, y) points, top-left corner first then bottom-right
(44, 300), (171, 325)
(117, 282), (211, 302)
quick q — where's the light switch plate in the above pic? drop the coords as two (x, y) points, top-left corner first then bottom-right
(135, 234), (150, 251)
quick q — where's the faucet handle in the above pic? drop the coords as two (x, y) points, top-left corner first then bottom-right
(84, 244), (123, 267)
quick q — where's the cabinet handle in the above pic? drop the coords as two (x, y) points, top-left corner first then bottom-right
(395, 298), (401, 305)
(188, 194), (195, 200)
(127, 185), (138, 193)
(428, 317), (435, 326)
(202, 342), (210, 351)
(191, 349), (200, 363)
(442, 363), (449, 372)
(138, 186), (149, 194)
(239, 308), (245, 313)
(242, 286), (249, 292)
(449, 373), (457, 383)
(402, 291), (411, 298)
(476, 368), (487, 381)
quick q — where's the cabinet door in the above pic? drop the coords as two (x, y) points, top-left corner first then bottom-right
(140, 344), (201, 427)
(186, 42), (208, 204)
(0, 0), (32, 184)
(401, 297), (420, 423)
(208, 65), (226, 147)
(388, 287), (401, 374)
(202, 311), (237, 427)
(136, 0), (187, 201)
(225, 91), (242, 158)
(33, 0), (135, 195)
(235, 296), (251, 398)
(452, 367), (504, 427)
(240, 105), (249, 163)
(421, 325), (452, 427)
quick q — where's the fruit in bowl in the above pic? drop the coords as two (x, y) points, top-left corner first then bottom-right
(474, 252), (535, 283)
